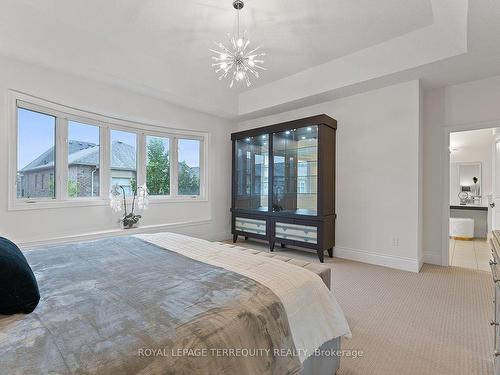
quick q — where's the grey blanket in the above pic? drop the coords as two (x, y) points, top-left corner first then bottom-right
(0, 237), (302, 374)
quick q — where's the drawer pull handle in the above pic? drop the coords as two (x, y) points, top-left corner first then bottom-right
(495, 350), (500, 357)
(490, 320), (499, 326)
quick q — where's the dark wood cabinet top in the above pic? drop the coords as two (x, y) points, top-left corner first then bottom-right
(231, 114), (337, 140)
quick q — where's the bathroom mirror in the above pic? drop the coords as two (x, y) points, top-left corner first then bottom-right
(458, 162), (482, 197)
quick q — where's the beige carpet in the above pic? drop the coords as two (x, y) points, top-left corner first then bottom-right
(228, 240), (494, 375)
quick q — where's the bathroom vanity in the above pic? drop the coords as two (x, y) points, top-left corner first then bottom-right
(450, 204), (488, 239)
(449, 160), (488, 238)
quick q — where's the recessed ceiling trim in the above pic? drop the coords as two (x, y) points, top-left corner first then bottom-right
(238, 0), (469, 116)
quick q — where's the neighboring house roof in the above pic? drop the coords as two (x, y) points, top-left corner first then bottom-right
(68, 144), (99, 167)
(20, 140), (136, 172)
(110, 141), (136, 171)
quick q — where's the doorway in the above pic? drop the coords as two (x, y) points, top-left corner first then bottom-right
(447, 128), (495, 270)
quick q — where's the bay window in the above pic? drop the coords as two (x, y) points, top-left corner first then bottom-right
(10, 95), (207, 210)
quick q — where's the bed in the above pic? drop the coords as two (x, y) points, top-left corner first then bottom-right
(0, 232), (350, 375)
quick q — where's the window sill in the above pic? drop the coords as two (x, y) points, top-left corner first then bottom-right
(149, 196), (207, 204)
(8, 196), (208, 211)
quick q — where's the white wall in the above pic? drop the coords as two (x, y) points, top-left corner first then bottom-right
(239, 81), (422, 272)
(423, 75), (500, 265)
(0, 55), (233, 246)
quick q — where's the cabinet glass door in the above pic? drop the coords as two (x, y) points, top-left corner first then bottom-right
(234, 135), (269, 211)
(272, 125), (318, 215)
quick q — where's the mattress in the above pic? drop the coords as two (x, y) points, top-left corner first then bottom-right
(0, 233), (350, 375)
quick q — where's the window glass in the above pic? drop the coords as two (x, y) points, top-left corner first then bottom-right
(14, 102), (206, 205)
(234, 135), (269, 210)
(146, 136), (170, 196)
(110, 129), (137, 196)
(272, 125), (318, 215)
(68, 121), (100, 197)
(17, 108), (56, 199)
(178, 139), (200, 196)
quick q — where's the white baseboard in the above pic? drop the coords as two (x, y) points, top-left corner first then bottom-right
(19, 219), (229, 249)
(422, 251), (444, 266)
(19, 226), (427, 273)
(333, 246), (420, 272)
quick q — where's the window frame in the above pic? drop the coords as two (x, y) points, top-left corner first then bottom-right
(8, 92), (208, 211)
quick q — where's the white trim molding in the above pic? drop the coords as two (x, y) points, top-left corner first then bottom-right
(333, 246), (421, 273)
(18, 218), (227, 249)
(422, 251), (442, 266)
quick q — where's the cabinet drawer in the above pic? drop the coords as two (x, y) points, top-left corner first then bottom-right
(235, 217), (267, 235)
(275, 222), (317, 244)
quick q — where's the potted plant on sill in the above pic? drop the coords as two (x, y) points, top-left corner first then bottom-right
(109, 184), (149, 229)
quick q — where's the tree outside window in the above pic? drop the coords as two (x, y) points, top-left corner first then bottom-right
(146, 136), (170, 195)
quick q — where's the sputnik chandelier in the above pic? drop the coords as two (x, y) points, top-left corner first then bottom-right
(210, 0), (266, 88)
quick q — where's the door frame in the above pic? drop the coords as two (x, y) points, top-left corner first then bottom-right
(490, 139), (498, 233)
(441, 120), (500, 266)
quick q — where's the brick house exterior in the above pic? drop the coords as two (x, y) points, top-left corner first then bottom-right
(18, 140), (136, 198)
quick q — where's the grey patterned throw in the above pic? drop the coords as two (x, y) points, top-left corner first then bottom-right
(0, 237), (303, 374)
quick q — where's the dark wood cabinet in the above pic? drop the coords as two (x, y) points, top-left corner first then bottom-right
(231, 115), (336, 262)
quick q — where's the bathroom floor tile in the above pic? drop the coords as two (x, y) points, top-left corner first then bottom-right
(476, 249), (492, 258)
(454, 243), (474, 250)
(477, 263), (491, 272)
(452, 258), (478, 268)
(447, 236), (493, 271)
(474, 243), (491, 251)
(454, 240), (474, 246)
(454, 247), (474, 254)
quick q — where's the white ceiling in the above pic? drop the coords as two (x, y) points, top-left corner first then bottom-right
(1, 0), (500, 119)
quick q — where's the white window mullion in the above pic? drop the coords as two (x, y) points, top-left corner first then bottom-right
(56, 117), (68, 201)
(9, 98), (18, 207)
(171, 137), (179, 197)
(200, 136), (207, 199)
(100, 125), (110, 198)
(137, 132), (146, 188)
(200, 139), (208, 198)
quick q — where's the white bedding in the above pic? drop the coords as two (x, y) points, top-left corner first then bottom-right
(136, 232), (351, 362)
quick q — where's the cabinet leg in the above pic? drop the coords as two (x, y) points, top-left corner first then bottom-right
(245, 236), (248, 240)
(232, 234), (238, 243)
(280, 243), (285, 248)
(327, 248), (333, 258)
(317, 249), (325, 263)
(270, 242), (275, 252)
